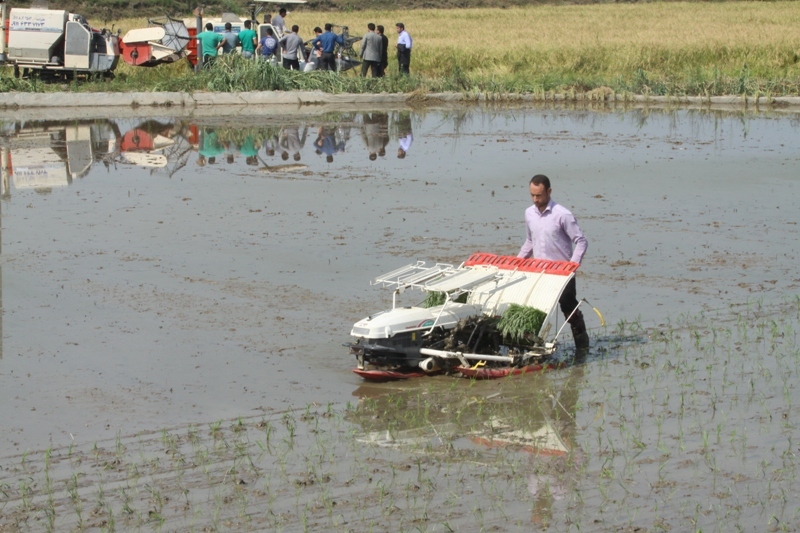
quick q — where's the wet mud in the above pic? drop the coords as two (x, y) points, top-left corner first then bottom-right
(1, 105), (799, 531)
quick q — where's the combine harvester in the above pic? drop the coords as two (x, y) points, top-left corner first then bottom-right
(119, 17), (190, 68)
(346, 253), (603, 381)
(0, 0), (360, 74)
(0, 0), (119, 78)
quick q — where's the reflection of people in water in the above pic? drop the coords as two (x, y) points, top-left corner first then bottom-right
(280, 125), (307, 162)
(315, 125), (345, 163)
(224, 138), (240, 165)
(240, 135), (260, 166)
(527, 366), (585, 528)
(197, 128), (224, 166)
(264, 134), (280, 157)
(361, 112), (389, 161)
(396, 111), (413, 159)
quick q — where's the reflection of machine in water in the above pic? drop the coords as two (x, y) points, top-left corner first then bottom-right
(0, 119), (203, 193)
(349, 368), (585, 526)
(116, 120), (197, 176)
(0, 120), (119, 195)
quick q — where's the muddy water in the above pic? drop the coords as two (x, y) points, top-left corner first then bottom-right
(1, 105), (799, 530)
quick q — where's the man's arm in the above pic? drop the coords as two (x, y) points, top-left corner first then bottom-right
(517, 211), (534, 258)
(564, 214), (587, 264)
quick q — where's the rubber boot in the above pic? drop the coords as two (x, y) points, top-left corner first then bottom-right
(569, 310), (590, 351)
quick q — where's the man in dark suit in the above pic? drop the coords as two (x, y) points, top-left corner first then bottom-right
(376, 25), (389, 77)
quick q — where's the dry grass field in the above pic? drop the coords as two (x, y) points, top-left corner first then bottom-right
(2, 2), (799, 95)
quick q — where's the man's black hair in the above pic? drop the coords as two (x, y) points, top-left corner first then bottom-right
(292, 24), (299, 32)
(324, 23), (333, 32)
(205, 22), (213, 31)
(244, 20), (252, 28)
(368, 23), (375, 31)
(530, 174), (551, 190)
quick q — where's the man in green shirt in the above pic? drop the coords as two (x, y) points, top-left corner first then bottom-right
(196, 22), (224, 68)
(238, 20), (258, 59)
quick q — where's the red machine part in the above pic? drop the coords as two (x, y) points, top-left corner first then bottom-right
(185, 27), (198, 66)
(121, 129), (157, 151)
(463, 252), (579, 276)
(119, 41), (156, 67)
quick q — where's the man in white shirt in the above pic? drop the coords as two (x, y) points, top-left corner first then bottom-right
(395, 22), (412, 75)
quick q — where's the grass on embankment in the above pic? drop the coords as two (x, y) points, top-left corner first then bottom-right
(1, 2), (799, 96)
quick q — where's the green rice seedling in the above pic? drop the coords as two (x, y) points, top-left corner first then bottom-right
(422, 291), (468, 308)
(497, 304), (547, 342)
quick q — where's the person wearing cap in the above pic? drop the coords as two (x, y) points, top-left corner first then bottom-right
(395, 22), (412, 75)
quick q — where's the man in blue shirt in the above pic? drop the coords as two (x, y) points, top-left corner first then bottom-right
(257, 27), (278, 61)
(312, 23), (344, 71)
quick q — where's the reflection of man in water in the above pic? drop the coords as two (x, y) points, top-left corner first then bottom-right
(224, 136), (240, 164)
(315, 125), (344, 163)
(264, 134), (280, 157)
(240, 134), (260, 166)
(280, 125), (307, 161)
(527, 366), (585, 527)
(197, 128), (224, 166)
(518, 174), (589, 350)
(396, 112), (413, 159)
(361, 113), (385, 161)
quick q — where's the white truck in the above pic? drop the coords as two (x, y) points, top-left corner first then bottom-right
(0, 1), (119, 79)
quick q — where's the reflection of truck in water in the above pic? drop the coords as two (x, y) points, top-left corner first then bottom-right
(0, 119), (199, 197)
(0, 1), (119, 79)
(0, 121), (119, 195)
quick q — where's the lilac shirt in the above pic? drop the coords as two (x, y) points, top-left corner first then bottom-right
(517, 199), (587, 264)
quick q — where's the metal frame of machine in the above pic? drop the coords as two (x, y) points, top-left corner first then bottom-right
(346, 253), (589, 381)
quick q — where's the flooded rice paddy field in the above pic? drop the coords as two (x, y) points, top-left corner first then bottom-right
(1, 104), (799, 531)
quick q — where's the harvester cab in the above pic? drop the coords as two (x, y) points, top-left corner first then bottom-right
(0, 0), (119, 79)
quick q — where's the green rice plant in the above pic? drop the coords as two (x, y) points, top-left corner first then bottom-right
(497, 304), (547, 342)
(421, 291), (467, 308)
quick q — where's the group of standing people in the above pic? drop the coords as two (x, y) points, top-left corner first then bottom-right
(196, 13), (413, 75)
(194, 9), (307, 69)
(359, 22), (412, 76)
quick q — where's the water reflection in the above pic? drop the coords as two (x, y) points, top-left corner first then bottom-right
(361, 112), (390, 160)
(349, 366), (585, 526)
(0, 112), (426, 196)
(396, 111), (413, 159)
